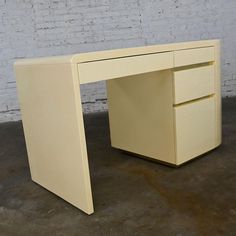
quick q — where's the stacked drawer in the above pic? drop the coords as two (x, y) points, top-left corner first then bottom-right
(173, 47), (216, 164)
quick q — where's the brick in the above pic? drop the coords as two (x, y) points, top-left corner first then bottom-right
(0, 0), (236, 122)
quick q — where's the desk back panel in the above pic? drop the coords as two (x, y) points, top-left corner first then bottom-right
(107, 70), (176, 164)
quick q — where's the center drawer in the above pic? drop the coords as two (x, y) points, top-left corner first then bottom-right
(78, 52), (174, 84)
(173, 65), (215, 105)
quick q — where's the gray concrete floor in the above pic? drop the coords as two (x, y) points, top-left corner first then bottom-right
(0, 97), (236, 236)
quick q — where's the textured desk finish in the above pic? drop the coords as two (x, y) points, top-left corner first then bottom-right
(14, 40), (221, 214)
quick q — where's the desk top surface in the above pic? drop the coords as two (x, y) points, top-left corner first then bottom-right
(15, 39), (219, 66)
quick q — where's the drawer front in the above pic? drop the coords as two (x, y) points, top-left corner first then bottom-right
(174, 97), (216, 165)
(78, 52), (174, 84)
(173, 65), (215, 104)
(174, 47), (214, 67)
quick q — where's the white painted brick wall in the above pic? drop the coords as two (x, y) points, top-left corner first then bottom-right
(0, 0), (236, 122)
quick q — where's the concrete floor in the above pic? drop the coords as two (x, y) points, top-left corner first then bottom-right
(0, 97), (236, 236)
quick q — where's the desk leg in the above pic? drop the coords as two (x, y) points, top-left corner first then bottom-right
(15, 63), (94, 214)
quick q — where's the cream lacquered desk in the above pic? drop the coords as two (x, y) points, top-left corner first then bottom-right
(14, 40), (221, 214)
